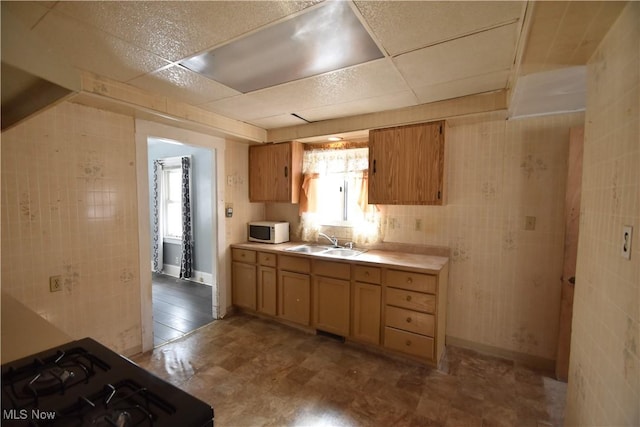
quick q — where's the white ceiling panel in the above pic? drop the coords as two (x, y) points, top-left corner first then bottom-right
(205, 59), (411, 120)
(394, 23), (518, 89)
(413, 70), (510, 104)
(54, 1), (321, 62)
(354, 1), (524, 56)
(1, 2), (52, 29)
(130, 65), (240, 106)
(249, 114), (311, 129)
(31, 10), (171, 82)
(299, 90), (419, 122)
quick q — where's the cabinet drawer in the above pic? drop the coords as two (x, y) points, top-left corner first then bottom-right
(278, 255), (310, 273)
(232, 249), (256, 263)
(386, 288), (435, 313)
(385, 306), (434, 337)
(386, 270), (436, 294)
(312, 259), (350, 279)
(353, 265), (381, 284)
(258, 252), (276, 267)
(384, 327), (434, 360)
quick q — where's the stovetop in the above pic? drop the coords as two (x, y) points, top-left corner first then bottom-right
(1, 338), (213, 427)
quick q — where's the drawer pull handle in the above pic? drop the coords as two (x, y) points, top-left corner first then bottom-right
(406, 277), (413, 284)
(406, 295), (412, 302)
(406, 317), (412, 323)
(406, 340), (412, 346)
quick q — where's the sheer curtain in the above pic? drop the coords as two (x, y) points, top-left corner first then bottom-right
(298, 147), (384, 244)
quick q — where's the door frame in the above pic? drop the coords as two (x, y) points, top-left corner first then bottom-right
(135, 120), (227, 352)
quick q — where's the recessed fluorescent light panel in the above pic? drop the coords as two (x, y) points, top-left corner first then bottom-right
(180, 1), (384, 93)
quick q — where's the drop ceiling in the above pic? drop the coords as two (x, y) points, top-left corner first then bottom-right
(1, 1), (627, 133)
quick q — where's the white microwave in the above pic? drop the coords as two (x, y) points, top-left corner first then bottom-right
(248, 221), (290, 244)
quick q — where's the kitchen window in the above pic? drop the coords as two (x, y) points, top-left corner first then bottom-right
(299, 145), (382, 243)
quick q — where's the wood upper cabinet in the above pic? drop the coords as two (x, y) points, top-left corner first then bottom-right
(368, 121), (446, 205)
(249, 141), (303, 203)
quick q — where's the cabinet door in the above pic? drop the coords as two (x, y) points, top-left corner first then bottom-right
(352, 282), (381, 345)
(257, 266), (277, 316)
(368, 121), (445, 205)
(278, 271), (310, 325)
(249, 142), (302, 203)
(368, 126), (399, 204)
(397, 121), (444, 204)
(232, 262), (256, 310)
(313, 276), (350, 336)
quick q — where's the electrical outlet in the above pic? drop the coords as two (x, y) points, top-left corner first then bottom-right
(49, 276), (63, 292)
(415, 219), (422, 231)
(525, 216), (536, 231)
(622, 225), (633, 260)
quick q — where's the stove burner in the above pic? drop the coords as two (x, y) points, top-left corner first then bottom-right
(56, 381), (174, 427)
(26, 366), (76, 396)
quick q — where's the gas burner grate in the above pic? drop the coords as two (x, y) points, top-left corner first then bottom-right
(2, 347), (111, 408)
(55, 380), (176, 427)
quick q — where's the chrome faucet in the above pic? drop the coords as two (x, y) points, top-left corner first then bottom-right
(318, 232), (339, 247)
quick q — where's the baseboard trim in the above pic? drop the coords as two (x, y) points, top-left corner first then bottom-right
(160, 265), (213, 286)
(445, 335), (556, 373)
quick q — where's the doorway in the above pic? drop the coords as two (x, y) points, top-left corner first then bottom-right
(147, 137), (215, 346)
(135, 120), (227, 353)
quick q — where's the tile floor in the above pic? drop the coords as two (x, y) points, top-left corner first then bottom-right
(152, 273), (214, 347)
(134, 313), (566, 427)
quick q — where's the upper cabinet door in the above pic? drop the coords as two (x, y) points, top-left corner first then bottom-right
(368, 121), (446, 205)
(249, 142), (302, 203)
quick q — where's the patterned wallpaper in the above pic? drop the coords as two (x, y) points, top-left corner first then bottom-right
(565, 3), (639, 426)
(1, 102), (142, 354)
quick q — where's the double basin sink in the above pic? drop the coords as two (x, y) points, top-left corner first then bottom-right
(285, 244), (366, 258)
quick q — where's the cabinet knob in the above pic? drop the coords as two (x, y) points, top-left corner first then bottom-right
(406, 277), (413, 284)
(241, 253), (245, 257)
(365, 271), (370, 276)
(406, 295), (412, 302)
(405, 340), (412, 347)
(406, 317), (412, 323)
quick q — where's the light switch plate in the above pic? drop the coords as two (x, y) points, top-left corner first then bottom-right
(622, 225), (633, 260)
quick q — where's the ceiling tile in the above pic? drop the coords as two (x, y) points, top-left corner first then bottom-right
(249, 114), (310, 129)
(355, 1), (524, 56)
(54, 1), (320, 63)
(394, 23), (518, 89)
(129, 65), (240, 106)
(32, 10), (171, 82)
(204, 59), (411, 120)
(412, 70), (509, 104)
(1, 2), (52, 29)
(299, 90), (418, 122)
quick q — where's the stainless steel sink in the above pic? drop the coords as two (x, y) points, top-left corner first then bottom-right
(322, 248), (366, 257)
(285, 244), (332, 254)
(284, 244), (366, 258)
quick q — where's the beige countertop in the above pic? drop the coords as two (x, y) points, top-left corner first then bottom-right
(231, 242), (449, 274)
(1, 292), (73, 363)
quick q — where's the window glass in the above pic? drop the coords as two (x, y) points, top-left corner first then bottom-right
(164, 167), (183, 239)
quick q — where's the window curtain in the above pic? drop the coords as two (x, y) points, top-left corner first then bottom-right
(298, 147), (385, 244)
(179, 156), (193, 279)
(151, 160), (164, 273)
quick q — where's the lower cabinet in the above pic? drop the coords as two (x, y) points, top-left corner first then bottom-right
(232, 261), (256, 310)
(257, 266), (277, 316)
(313, 276), (350, 336)
(352, 282), (381, 345)
(278, 270), (310, 325)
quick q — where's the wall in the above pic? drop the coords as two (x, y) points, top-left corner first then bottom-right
(267, 110), (585, 363)
(224, 141), (265, 311)
(1, 102), (142, 354)
(565, 3), (639, 426)
(147, 139), (213, 278)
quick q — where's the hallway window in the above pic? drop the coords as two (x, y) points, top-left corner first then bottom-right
(163, 166), (183, 241)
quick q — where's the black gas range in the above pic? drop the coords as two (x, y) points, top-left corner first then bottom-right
(1, 338), (213, 427)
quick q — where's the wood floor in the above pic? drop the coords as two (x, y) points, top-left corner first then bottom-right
(135, 312), (567, 427)
(152, 272), (214, 347)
